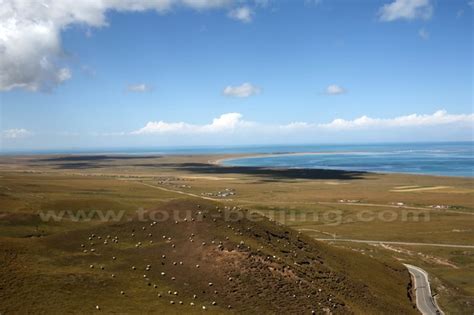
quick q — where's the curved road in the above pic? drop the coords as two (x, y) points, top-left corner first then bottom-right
(404, 264), (444, 315)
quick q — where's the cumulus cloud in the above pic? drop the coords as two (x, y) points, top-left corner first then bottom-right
(378, 0), (433, 22)
(127, 83), (153, 92)
(132, 112), (252, 134)
(228, 6), (254, 23)
(319, 110), (474, 130)
(2, 128), (32, 139)
(223, 82), (261, 97)
(0, 0), (245, 92)
(131, 110), (473, 136)
(325, 84), (346, 95)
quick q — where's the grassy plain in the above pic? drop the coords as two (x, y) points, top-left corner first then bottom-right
(0, 154), (472, 313)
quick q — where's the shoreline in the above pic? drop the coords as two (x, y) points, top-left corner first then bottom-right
(213, 152), (473, 179)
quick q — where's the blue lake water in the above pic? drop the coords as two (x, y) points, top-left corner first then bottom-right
(221, 142), (474, 177)
(4, 142), (473, 177)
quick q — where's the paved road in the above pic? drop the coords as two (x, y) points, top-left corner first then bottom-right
(404, 264), (444, 315)
(314, 238), (474, 249)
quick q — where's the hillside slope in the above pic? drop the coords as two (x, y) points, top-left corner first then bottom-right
(1, 198), (416, 314)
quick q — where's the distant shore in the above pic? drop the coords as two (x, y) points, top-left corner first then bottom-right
(211, 152), (332, 166)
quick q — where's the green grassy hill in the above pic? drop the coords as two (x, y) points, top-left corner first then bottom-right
(1, 194), (416, 314)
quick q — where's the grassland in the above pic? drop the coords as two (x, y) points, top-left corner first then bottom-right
(0, 154), (472, 314)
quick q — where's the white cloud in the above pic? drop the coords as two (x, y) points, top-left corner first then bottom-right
(131, 110), (473, 136)
(469, 0), (474, 8)
(0, 0), (239, 92)
(127, 83), (153, 92)
(378, 0), (433, 22)
(181, 0), (232, 9)
(325, 84), (346, 95)
(418, 28), (429, 40)
(228, 6), (254, 23)
(132, 112), (251, 134)
(223, 82), (261, 97)
(2, 128), (32, 139)
(319, 110), (474, 130)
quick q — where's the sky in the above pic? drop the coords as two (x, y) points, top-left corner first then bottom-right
(0, 0), (473, 152)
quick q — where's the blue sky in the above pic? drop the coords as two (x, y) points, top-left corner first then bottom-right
(0, 0), (472, 151)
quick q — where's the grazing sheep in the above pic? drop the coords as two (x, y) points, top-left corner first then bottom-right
(212, 301), (217, 305)
(195, 264), (200, 268)
(202, 306), (206, 310)
(89, 264), (94, 269)
(179, 301), (183, 305)
(132, 266), (136, 270)
(170, 301), (175, 305)
(111, 274), (116, 278)
(112, 256), (116, 260)
(190, 302), (195, 306)
(208, 282), (213, 287)
(161, 272), (166, 276)
(95, 305), (100, 310)
(157, 293), (162, 298)
(120, 291), (125, 295)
